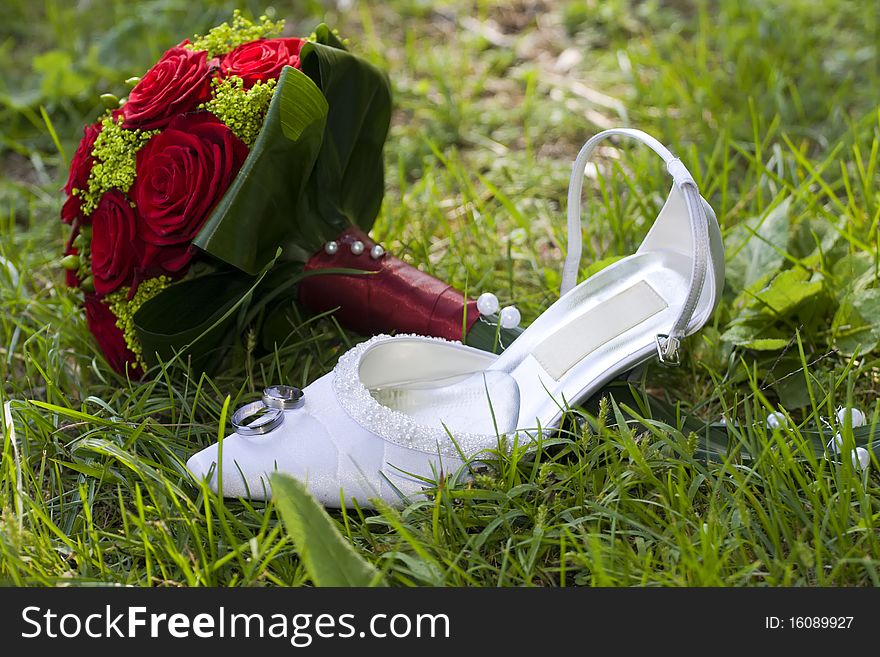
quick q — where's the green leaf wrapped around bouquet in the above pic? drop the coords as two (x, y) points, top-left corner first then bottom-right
(295, 26), (393, 250)
(193, 24), (392, 275)
(192, 66), (329, 274)
(133, 269), (258, 372)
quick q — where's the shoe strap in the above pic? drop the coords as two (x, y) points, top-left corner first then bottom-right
(560, 128), (709, 365)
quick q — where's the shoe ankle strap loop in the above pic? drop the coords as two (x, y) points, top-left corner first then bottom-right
(561, 128), (709, 362)
(666, 158), (696, 188)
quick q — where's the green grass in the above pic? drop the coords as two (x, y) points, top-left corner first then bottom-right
(1, 0), (879, 586)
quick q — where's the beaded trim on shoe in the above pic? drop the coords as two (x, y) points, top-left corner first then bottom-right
(332, 334), (498, 458)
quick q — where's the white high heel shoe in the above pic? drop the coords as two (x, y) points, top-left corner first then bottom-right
(186, 128), (725, 507)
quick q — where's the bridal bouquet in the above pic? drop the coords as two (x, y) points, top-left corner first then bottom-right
(61, 12), (520, 378)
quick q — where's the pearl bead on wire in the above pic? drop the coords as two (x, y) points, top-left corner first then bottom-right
(766, 412), (787, 430)
(853, 447), (870, 470)
(476, 292), (500, 316)
(836, 407), (866, 427)
(499, 306), (521, 329)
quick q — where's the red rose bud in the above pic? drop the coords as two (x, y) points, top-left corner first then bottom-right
(65, 269), (80, 289)
(61, 122), (102, 224)
(132, 112), (248, 275)
(84, 294), (142, 377)
(90, 190), (144, 296)
(298, 226), (480, 341)
(122, 46), (216, 130)
(219, 38), (305, 88)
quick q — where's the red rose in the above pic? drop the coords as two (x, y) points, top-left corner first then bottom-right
(139, 242), (194, 278)
(219, 38), (304, 87)
(84, 294), (142, 377)
(61, 122), (101, 224)
(131, 112), (248, 274)
(90, 190), (143, 295)
(122, 44), (216, 130)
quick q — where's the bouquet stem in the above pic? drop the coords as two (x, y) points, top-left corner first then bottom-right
(298, 226), (522, 351)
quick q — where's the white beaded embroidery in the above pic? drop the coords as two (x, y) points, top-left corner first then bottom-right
(332, 334), (499, 457)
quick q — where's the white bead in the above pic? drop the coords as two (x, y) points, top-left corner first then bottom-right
(370, 245), (385, 260)
(766, 412), (787, 430)
(499, 305), (521, 329)
(852, 447), (870, 470)
(324, 241), (338, 255)
(476, 292), (500, 315)
(350, 240), (364, 255)
(827, 433), (844, 454)
(836, 407), (866, 428)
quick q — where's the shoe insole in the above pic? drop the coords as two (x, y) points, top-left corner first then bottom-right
(533, 280), (667, 380)
(369, 370), (520, 436)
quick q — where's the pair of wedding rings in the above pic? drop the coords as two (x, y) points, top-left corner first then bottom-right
(230, 385), (304, 436)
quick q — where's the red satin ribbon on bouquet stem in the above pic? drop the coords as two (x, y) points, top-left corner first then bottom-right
(298, 226), (480, 341)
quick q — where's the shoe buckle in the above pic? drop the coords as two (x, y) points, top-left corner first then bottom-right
(655, 334), (681, 366)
